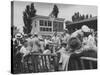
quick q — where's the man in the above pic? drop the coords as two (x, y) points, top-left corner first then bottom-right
(14, 33), (23, 47)
(82, 30), (97, 53)
(57, 42), (72, 71)
(39, 36), (45, 53)
(61, 29), (70, 45)
(71, 25), (90, 42)
(20, 40), (30, 62)
(57, 25), (91, 71)
(31, 33), (41, 53)
(51, 31), (61, 53)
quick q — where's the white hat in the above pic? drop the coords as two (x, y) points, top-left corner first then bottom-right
(81, 25), (90, 32)
(34, 32), (38, 35)
(15, 33), (22, 38)
(24, 34), (27, 36)
(39, 36), (43, 40)
(64, 29), (68, 31)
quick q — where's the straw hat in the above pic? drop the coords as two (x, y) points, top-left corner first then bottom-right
(15, 33), (22, 38)
(81, 25), (90, 32)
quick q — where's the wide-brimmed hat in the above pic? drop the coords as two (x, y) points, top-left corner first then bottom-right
(81, 25), (90, 32)
(34, 32), (38, 36)
(64, 29), (68, 31)
(15, 33), (22, 38)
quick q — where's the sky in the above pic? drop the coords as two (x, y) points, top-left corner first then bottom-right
(13, 1), (97, 32)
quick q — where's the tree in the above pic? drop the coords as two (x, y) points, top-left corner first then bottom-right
(23, 3), (36, 34)
(52, 4), (59, 18)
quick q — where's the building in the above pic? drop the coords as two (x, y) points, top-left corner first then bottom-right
(31, 15), (65, 37)
(65, 16), (97, 34)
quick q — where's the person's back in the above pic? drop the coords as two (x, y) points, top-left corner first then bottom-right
(31, 37), (40, 53)
(39, 40), (45, 53)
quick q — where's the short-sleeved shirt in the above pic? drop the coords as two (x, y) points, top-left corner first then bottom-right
(31, 37), (40, 52)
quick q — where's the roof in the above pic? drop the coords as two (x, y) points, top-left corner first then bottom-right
(31, 15), (65, 21)
(66, 16), (97, 25)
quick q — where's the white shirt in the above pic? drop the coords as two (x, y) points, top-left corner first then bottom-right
(58, 47), (72, 70)
(82, 35), (97, 51)
(20, 46), (30, 57)
(31, 37), (40, 52)
(71, 29), (83, 38)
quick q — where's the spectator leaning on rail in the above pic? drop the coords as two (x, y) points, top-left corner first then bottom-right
(20, 40), (30, 63)
(56, 25), (97, 71)
(82, 28), (97, 52)
(71, 25), (90, 42)
(43, 44), (51, 70)
(57, 42), (74, 71)
(68, 25), (97, 61)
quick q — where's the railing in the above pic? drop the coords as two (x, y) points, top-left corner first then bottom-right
(22, 53), (59, 73)
(15, 52), (97, 73)
(68, 56), (97, 71)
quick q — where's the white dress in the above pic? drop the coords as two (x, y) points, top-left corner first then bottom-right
(58, 47), (72, 70)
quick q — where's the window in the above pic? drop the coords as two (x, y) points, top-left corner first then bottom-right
(49, 28), (52, 32)
(40, 27), (43, 31)
(40, 20), (44, 26)
(48, 21), (52, 26)
(40, 20), (52, 32)
(43, 28), (45, 31)
(50, 28), (52, 31)
(40, 20), (52, 27)
(40, 27), (52, 32)
(45, 21), (47, 26)
(53, 21), (63, 32)
(59, 22), (63, 31)
(46, 28), (48, 31)
(35, 21), (37, 27)
(53, 21), (58, 31)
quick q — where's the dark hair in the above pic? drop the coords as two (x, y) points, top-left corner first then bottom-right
(45, 44), (49, 50)
(61, 43), (67, 47)
(28, 34), (32, 37)
(68, 37), (81, 51)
